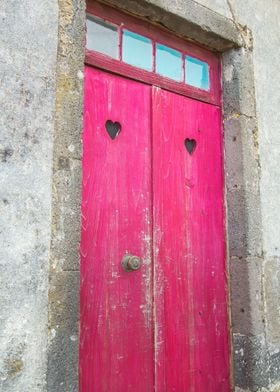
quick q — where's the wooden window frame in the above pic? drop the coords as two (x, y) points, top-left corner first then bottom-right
(86, 1), (221, 106)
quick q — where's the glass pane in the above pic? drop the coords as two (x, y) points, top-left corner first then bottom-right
(185, 56), (209, 90)
(122, 30), (153, 71)
(156, 44), (182, 81)
(86, 15), (118, 59)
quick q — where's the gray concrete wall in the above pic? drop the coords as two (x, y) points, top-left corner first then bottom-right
(0, 1), (58, 391)
(195, 2), (280, 391)
(1, 0), (280, 391)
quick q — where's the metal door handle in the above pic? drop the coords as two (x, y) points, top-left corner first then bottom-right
(121, 254), (141, 272)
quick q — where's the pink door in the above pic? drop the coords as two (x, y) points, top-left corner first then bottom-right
(80, 66), (230, 391)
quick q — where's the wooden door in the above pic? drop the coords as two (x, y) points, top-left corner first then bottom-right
(80, 67), (154, 391)
(152, 87), (229, 391)
(80, 67), (230, 391)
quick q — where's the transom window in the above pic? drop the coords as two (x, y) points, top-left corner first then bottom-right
(86, 15), (209, 90)
(85, 2), (221, 106)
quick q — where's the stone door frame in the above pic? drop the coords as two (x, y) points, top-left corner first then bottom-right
(47, 1), (262, 390)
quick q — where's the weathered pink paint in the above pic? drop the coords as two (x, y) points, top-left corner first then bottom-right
(152, 87), (230, 391)
(80, 66), (230, 391)
(80, 67), (154, 391)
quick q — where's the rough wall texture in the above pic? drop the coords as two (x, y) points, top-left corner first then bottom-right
(47, 0), (85, 391)
(0, 1), (58, 391)
(1, 0), (280, 391)
(197, 1), (280, 390)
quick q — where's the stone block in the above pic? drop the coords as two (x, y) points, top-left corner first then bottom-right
(233, 334), (280, 391)
(229, 257), (264, 335)
(224, 116), (260, 192)
(226, 188), (262, 258)
(47, 271), (79, 392)
(102, 0), (242, 50)
(222, 48), (256, 118)
(51, 157), (82, 271)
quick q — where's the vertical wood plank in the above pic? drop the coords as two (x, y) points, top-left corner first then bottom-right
(80, 67), (154, 392)
(152, 87), (230, 391)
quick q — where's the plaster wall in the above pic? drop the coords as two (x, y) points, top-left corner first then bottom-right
(0, 1), (58, 391)
(1, 0), (280, 391)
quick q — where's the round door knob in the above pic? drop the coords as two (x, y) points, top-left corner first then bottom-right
(121, 254), (141, 272)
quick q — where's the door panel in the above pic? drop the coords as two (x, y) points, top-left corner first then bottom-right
(152, 87), (230, 391)
(80, 67), (230, 392)
(80, 67), (154, 391)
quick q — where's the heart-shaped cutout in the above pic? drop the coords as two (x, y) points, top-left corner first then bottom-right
(184, 138), (196, 155)
(105, 120), (121, 140)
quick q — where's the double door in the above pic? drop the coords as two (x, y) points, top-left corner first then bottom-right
(80, 66), (230, 391)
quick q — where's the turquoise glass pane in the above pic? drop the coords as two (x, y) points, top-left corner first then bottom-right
(185, 56), (209, 90)
(86, 15), (118, 59)
(122, 30), (153, 71)
(156, 44), (182, 81)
